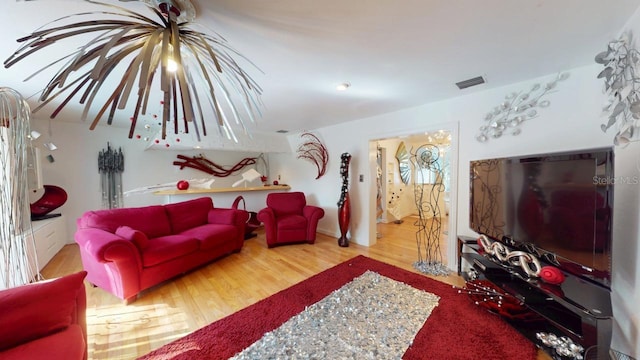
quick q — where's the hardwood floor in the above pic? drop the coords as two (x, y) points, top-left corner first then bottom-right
(42, 218), (549, 360)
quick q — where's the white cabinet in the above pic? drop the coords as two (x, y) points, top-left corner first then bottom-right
(27, 215), (67, 273)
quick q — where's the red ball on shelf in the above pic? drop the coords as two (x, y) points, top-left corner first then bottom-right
(176, 180), (189, 190)
(539, 266), (565, 285)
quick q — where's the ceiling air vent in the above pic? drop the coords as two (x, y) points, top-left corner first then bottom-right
(276, 130), (289, 134)
(455, 76), (485, 90)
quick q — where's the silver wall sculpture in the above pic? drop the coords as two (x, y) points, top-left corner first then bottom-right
(98, 143), (124, 209)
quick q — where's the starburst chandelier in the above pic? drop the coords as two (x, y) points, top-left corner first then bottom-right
(4, 0), (262, 143)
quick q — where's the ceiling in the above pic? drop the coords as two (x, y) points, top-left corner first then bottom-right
(2, 0), (640, 141)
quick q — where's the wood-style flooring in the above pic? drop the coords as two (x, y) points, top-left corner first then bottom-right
(42, 217), (549, 360)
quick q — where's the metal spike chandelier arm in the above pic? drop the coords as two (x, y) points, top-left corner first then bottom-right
(4, 0), (262, 143)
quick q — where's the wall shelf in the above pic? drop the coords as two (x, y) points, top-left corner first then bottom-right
(154, 184), (291, 196)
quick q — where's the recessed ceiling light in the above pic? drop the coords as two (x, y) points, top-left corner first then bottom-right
(336, 82), (351, 91)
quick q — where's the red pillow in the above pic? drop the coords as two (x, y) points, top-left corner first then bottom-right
(0, 271), (87, 351)
(116, 225), (149, 250)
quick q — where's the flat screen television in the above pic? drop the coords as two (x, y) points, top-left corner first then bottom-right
(469, 147), (614, 289)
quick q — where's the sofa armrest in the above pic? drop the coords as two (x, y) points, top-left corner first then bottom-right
(208, 208), (249, 227)
(75, 228), (141, 262)
(0, 271), (87, 358)
(75, 228), (144, 302)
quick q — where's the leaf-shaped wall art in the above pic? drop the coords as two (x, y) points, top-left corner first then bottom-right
(595, 31), (640, 145)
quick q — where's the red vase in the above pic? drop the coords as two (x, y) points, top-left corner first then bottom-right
(338, 192), (351, 247)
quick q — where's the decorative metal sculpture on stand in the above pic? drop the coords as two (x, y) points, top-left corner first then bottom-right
(98, 143), (124, 209)
(337, 152), (352, 247)
(296, 132), (328, 179)
(0, 87), (38, 288)
(412, 144), (449, 276)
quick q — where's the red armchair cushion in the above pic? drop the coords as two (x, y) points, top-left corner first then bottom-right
(165, 197), (213, 233)
(266, 192), (306, 217)
(277, 214), (307, 229)
(0, 271), (87, 351)
(116, 225), (150, 250)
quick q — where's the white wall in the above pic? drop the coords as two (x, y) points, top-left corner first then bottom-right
(275, 64), (609, 243)
(607, 7), (640, 358)
(271, 64), (637, 357)
(29, 120), (279, 240)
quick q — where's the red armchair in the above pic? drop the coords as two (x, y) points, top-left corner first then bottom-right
(258, 192), (325, 248)
(0, 271), (88, 360)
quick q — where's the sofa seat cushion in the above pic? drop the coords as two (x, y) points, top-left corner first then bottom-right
(276, 215), (308, 230)
(0, 324), (85, 360)
(142, 235), (199, 267)
(180, 224), (239, 250)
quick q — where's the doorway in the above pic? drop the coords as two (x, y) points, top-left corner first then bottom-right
(369, 126), (458, 271)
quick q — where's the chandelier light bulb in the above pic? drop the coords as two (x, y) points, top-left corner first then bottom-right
(167, 58), (178, 73)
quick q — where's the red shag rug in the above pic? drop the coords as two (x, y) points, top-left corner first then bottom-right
(139, 255), (537, 360)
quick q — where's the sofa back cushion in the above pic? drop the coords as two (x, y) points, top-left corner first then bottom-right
(79, 205), (171, 238)
(165, 197), (213, 234)
(0, 271), (87, 352)
(266, 192), (306, 218)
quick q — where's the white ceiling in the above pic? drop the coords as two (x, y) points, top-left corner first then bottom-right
(2, 0), (640, 139)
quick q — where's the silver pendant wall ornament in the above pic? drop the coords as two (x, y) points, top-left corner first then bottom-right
(476, 72), (569, 143)
(596, 31), (640, 146)
(5, 0), (263, 143)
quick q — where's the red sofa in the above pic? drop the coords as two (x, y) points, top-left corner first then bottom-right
(75, 197), (248, 303)
(0, 271), (88, 360)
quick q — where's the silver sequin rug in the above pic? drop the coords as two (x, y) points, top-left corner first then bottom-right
(232, 270), (440, 359)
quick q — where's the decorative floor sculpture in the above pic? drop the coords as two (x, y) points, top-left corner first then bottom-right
(411, 144), (449, 276)
(337, 152), (352, 247)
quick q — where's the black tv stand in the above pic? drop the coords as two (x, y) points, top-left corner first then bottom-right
(458, 235), (613, 360)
